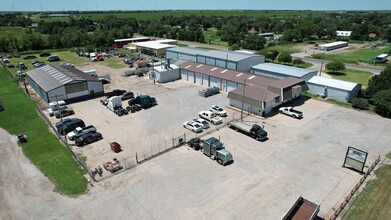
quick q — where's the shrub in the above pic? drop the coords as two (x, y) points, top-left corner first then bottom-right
(292, 58), (305, 65)
(325, 61), (345, 72)
(351, 98), (369, 110)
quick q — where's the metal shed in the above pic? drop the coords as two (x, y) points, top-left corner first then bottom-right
(251, 63), (317, 82)
(26, 65), (104, 103)
(166, 47), (265, 72)
(307, 76), (362, 102)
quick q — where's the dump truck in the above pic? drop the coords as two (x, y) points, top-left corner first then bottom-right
(188, 137), (233, 165)
(103, 158), (123, 173)
(67, 125), (96, 141)
(282, 196), (320, 220)
(228, 120), (268, 141)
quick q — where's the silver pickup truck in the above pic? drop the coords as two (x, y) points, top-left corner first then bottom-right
(279, 107), (303, 119)
(67, 125), (96, 140)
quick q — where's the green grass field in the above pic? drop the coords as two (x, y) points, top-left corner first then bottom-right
(260, 43), (302, 55)
(0, 26), (28, 41)
(342, 155), (391, 220)
(310, 46), (391, 64)
(0, 66), (87, 196)
(203, 27), (229, 47)
(6, 50), (127, 76)
(326, 69), (372, 86)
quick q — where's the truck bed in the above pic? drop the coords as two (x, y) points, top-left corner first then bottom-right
(228, 120), (252, 132)
(283, 196), (320, 220)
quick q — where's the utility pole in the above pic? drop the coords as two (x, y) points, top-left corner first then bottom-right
(319, 61), (324, 76)
(240, 79), (247, 121)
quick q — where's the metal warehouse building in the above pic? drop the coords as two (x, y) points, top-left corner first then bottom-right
(251, 63), (317, 82)
(307, 76), (362, 102)
(317, 41), (348, 51)
(178, 61), (308, 115)
(27, 65), (104, 103)
(167, 47), (265, 72)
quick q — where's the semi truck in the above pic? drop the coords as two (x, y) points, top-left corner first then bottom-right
(188, 137), (233, 166)
(67, 125), (96, 141)
(228, 120), (268, 141)
(106, 96), (122, 112)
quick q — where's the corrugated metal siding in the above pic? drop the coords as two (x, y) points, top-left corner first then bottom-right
(216, 59), (226, 68)
(227, 61), (237, 70)
(308, 83), (351, 102)
(188, 71), (195, 83)
(197, 56), (206, 63)
(206, 57), (215, 66)
(180, 69), (187, 80)
(236, 56), (265, 72)
(195, 73), (202, 84)
(227, 81), (237, 92)
(202, 75), (209, 86)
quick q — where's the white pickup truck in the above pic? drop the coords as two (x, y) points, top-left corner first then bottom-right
(67, 125), (96, 140)
(199, 111), (223, 125)
(279, 107), (303, 119)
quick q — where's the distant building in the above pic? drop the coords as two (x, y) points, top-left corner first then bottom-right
(369, 33), (377, 39)
(317, 41), (348, 51)
(258, 33), (275, 41)
(374, 54), (388, 63)
(336, 31), (352, 37)
(251, 63), (318, 82)
(26, 65), (103, 103)
(166, 47), (265, 72)
(48, 14), (70, 17)
(307, 76), (361, 102)
(134, 39), (177, 57)
(112, 37), (150, 48)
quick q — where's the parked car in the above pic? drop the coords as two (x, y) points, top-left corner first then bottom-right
(99, 78), (110, 84)
(55, 109), (75, 118)
(16, 71), (26, 77)
(279, 107), (303, 119)
(193, 118), (210, 129)
(33, 62), (45, 68)
(47, 55), (60, 62)
(59, 62), (74, 67)
(210, 105), (227, 117)
(16, 62), (27, 70)
(183, 121), (203, 133)
(2, 58), (10, 63)
(75, 132), (103, 146)
(39, 52), (51, 57)
(6, 63), (15, 68)
(23, 55), (37, 59)
(120, 91), (135, 101)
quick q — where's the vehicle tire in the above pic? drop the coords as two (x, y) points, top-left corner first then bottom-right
(256, 136), (260, 141)
(217, 159), (223, 165)
(279, 110), (283, 113)
(292, 115), (296, 118)
(183, 125), (186, 128)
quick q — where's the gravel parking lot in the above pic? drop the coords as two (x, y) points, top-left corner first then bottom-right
(31, 63), (391, 219)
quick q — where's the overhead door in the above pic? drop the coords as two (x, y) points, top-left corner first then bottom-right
(180, 70), (187, 80)
(206, 57), (215, 66)
(216, 59), (226, 68)
(197, 56), (206, 64)
(195, 74), (202, 84)
(188, 71), (195, 83)
(202, 75), (209, 86)
(210, 77), (219, 88)
(227, 81), (237, 92)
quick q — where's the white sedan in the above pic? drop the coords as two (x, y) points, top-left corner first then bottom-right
(210, 105), (227, 117)
(193, 118), (210, 129)
(183, 121), (203, 133)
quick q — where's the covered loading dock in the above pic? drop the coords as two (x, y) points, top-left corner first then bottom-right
(307, 76), (361, 102)
(251, 63), (317, 82)
(167, 47), (265, 72)
(26, 65), (104, 103)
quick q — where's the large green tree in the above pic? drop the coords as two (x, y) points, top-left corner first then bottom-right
(366, 64), (391, 98)
(242, 34), (266, 51)
(371, 89), (391, 115)
(278, 52), (292, 63)
(325, 61), (345, 72)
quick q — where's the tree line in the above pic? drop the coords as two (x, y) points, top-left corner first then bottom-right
(0, 11), (391, 52)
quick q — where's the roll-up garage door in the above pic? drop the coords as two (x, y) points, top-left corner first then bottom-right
(202, 75), (209, 86)
(195, 74), (202, 84)
(188, 71), (195, 83)
(180, 70), (187, 80)
(210, 77), (219, 88)
(227, 81), (237, 92)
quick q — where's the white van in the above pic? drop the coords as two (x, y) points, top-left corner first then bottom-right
(83, 69), (97, 77)
(89, 53), (97, 62)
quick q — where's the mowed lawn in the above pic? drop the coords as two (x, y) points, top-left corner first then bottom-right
(326, 69), (373, 86)
(342, 156), (391, 220)
(311, 46), (391, 64)
(0, 65), (87, 196)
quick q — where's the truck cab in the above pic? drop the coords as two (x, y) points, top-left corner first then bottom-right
(202, 137), (233, 165)
(251, 124), (268, 140)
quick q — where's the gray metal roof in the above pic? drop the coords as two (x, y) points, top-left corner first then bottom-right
(252, 63), (317, 78)
(26, 65), (99, 92)
(308, 76), (360, 91)
(167, 47), (264, 62)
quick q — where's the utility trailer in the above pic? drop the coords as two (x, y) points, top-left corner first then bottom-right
(199, 87), (219, 97)
(228, 120), (268, 141)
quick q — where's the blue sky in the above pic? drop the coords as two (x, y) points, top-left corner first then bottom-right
(1, 0), (391, 11)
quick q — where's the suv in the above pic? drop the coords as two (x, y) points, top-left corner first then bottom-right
(75, 132), (103, 146)
(47, 55), (60, 62)
(23, 55), (37, 60)
(40, 52), (51, 57)
(55, 109), (75, 119)
(120, 92), (134, 101)
(56, 118), (85, 135)
(210, 105), (227, 117)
